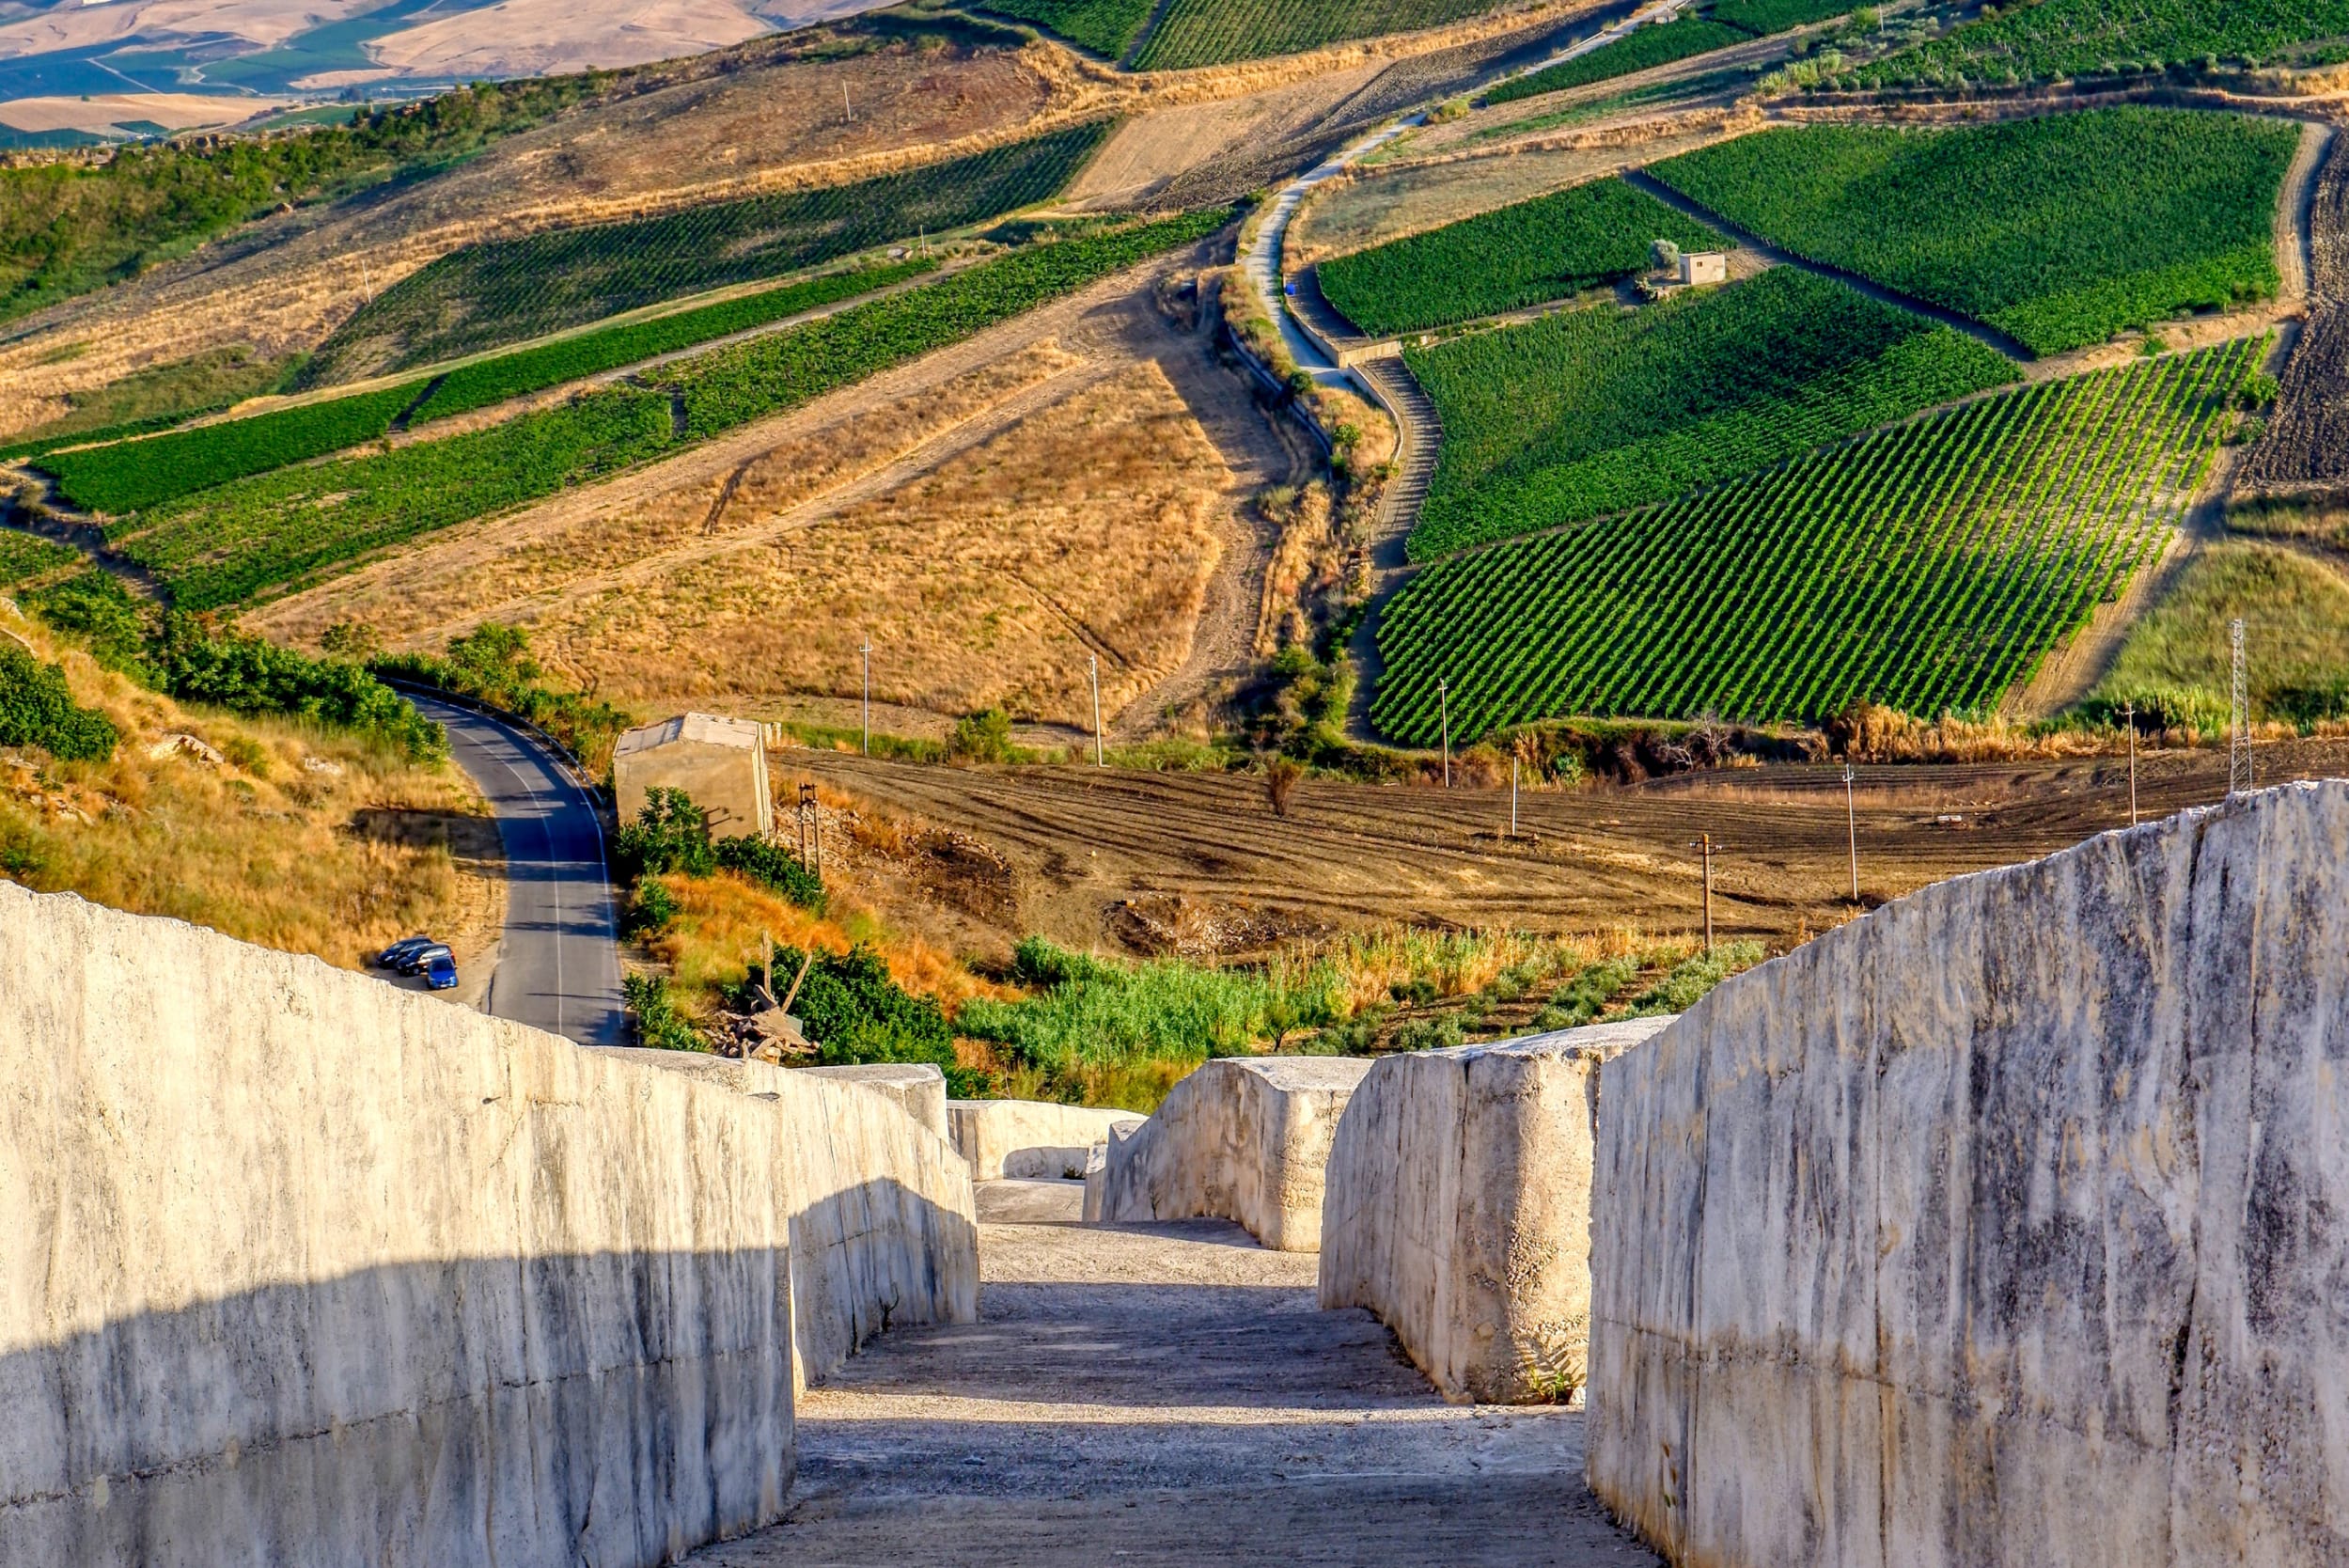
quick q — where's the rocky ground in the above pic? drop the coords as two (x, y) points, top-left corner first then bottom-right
(695, 1179), (1659, 1567)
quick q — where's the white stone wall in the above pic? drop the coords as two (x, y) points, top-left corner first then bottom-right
(1318, 1018), (1671, 1402)
(948, 1099), (1143, 1182)
(798, 1062), (949, 1141)
(1082, 1057), (1370, 1250)
(603, 1053), (976, 1391)
(1589, 781), (2349, 1566)
(0, 885), (972, 1568)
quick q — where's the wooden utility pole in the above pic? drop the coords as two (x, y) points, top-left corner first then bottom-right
(1438, 678), (1452, 789)
(1689, 833), (1716, 955)
(860, 640), (872, 758)
(1088, 654), (1104, 766)
(1510, 755), (1519, 839)
(2229, 618), (2252, 797)
(797, 782), (821, 873)
(1843, 763), (1859, 904)
(843, 84), (853, 123)
(2122, 700), (2138, 825)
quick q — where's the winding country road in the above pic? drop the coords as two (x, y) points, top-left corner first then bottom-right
(409, 694), (627, 1046)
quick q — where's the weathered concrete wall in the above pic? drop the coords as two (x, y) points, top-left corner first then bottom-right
(1589, 782), (2349, 1567)
(1319, 1018), (1672, 1402)
(0, 884), (971, 1568)
(604, 1053), (974, 1389)
(948, 1099), (1144, 1182)
(799, 1062), (948, 1140)
(1082, 1057), (1370, 1250)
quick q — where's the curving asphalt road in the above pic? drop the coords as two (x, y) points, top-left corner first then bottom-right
(408, 694), (627, 1046)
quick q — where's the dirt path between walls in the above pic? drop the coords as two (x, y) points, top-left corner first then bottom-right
(691, 1179), (1659, 1568)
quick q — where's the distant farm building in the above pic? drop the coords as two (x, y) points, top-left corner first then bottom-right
(614, 713), (773, 837)
(1679, 251), (1729, 286)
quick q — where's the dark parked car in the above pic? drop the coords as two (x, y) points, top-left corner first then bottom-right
(424, 953), (460, 991)
(377, 935), (434, 969)
(398, 943), (454, 976)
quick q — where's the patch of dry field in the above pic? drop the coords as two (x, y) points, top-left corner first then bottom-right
(243, 259), (1296, 735)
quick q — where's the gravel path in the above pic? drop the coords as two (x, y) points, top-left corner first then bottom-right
(695, 1180), (1660, 1567)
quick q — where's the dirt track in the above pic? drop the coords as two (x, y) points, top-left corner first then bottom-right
(780, 739), (2349, 953)
(693, 1179), (1657, 1568)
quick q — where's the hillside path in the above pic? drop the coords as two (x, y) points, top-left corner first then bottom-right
(693, 1179), (1658, 1568)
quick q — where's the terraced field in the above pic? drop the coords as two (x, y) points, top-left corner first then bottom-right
(1373, 339), (2260, 741)
(305, 122), (1115, 381)
(1847, 0), (2349, 89)
(1315, 178), (1720, 336)
(99, 210), (1231, 610)
(1404, 267), (2019, 558)
(1482, 16), (1752, 105)
(977, 0), (1158, 58)
(1651, 109), (2299, 356)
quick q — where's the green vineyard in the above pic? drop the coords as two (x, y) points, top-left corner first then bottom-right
(976, 0), (1156, 57)
(0, 530), (79, 589)
(1315, 178), (1720, 337)
(1707, 0), (1861, 34)
(1482, 17), (1750, 106)
(1849, 0), (2349, 89)
(305, 122), (1113, 381)
(1130, 0), (1507, 70)
(1372, 339), (2261, 743)
(107, 209), (1230, 611)
(1406, 267), (2018, 558)
(1651, 109), (2297, 356)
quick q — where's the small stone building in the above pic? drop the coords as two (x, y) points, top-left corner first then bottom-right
(613, 713), (772, 838)
(1679, 251), (1729, 287)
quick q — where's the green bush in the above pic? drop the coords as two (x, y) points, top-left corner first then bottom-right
(614, 787), (718, 878)
(949, 707), (1016, 763)
(1628, 942), (1766, 1014)
(153, 616), (446, 762)
(23, 571), (154, 678)
(623, 874), (679, 938)
(732, 944), (975, 1091)
(623, 971), (705, 1051)
(373, 622), (629, 770)
(0, 645), (118, 760)
(712, 835), (826, 912)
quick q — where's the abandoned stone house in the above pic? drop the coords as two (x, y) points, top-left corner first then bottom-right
(613, 712), (773, 837)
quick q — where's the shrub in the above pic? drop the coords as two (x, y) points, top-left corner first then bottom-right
(613, 787), (717, 879)
(712, 834), (825, 912)
(154, 616), (446, 763)
(623, 873), (679, 937)
(623, 971), (705, 1051)
(730, 943), (972, 1090)
(949, 707), (1015, 763)
(0, 645), (119, 760)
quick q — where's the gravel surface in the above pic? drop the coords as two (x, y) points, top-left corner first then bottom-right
(695, 1180), (1660, 1566)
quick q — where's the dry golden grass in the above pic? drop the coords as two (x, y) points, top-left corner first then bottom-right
(0, 605), (501, 969)
(246, 343), (1083, 651)
(1255, 479), (1338, 656)
(539, 362), (1229, 728)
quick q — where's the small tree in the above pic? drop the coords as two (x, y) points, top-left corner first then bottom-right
(1650, 239), (1682, 274)
(1265, 755), (1305, 817)
(948, 707), (1014, 763)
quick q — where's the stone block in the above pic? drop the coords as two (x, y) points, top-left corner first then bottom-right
(1588, 782), (2349, 1567)
(0, 883), (973, 1568)
(796, 1062), (949, 1140)
(948, 1098), (1143, 1182)
(1317, 1018), (1672, 1403)
(1082, 1056), (1370, 1250)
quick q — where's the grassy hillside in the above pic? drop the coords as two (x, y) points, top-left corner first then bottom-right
(2090, 542), (2349, 731)
(304, 121), (1116, 383)
(0, 603), (498, 970)
(0, 77), (616, 327)
(1375, 339), (2258, 740)
(100, 209), (1231, 610)
(1847, 0), (2349, 88)
(1316, 178), (1720, 336)
(1405, 266), (2018, 558)
(1652, 109), (2298, 355)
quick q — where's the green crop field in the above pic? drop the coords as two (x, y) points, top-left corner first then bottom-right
(1483, 17), (1751, 105)
(978, 0), (1156, 57)
(1316, 178), (1720, 336)
(1405, 267), (2018, 558)
(1650, 109), (2298, 356)
(39, 382), (425, 515)
(409, 259), (935, 424)
(0, 530), (81, 589)
(1373, 338), (2260, 741)
(1709, 0), (1858, 35)
(107, 209), (1230, 611)
(1130, 0), (1507, 71)
(304, 122), (1113, 383)
(1847, 0), (2349, 88)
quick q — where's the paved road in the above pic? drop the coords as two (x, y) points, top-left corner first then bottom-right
(411, 695), (627, 1046)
